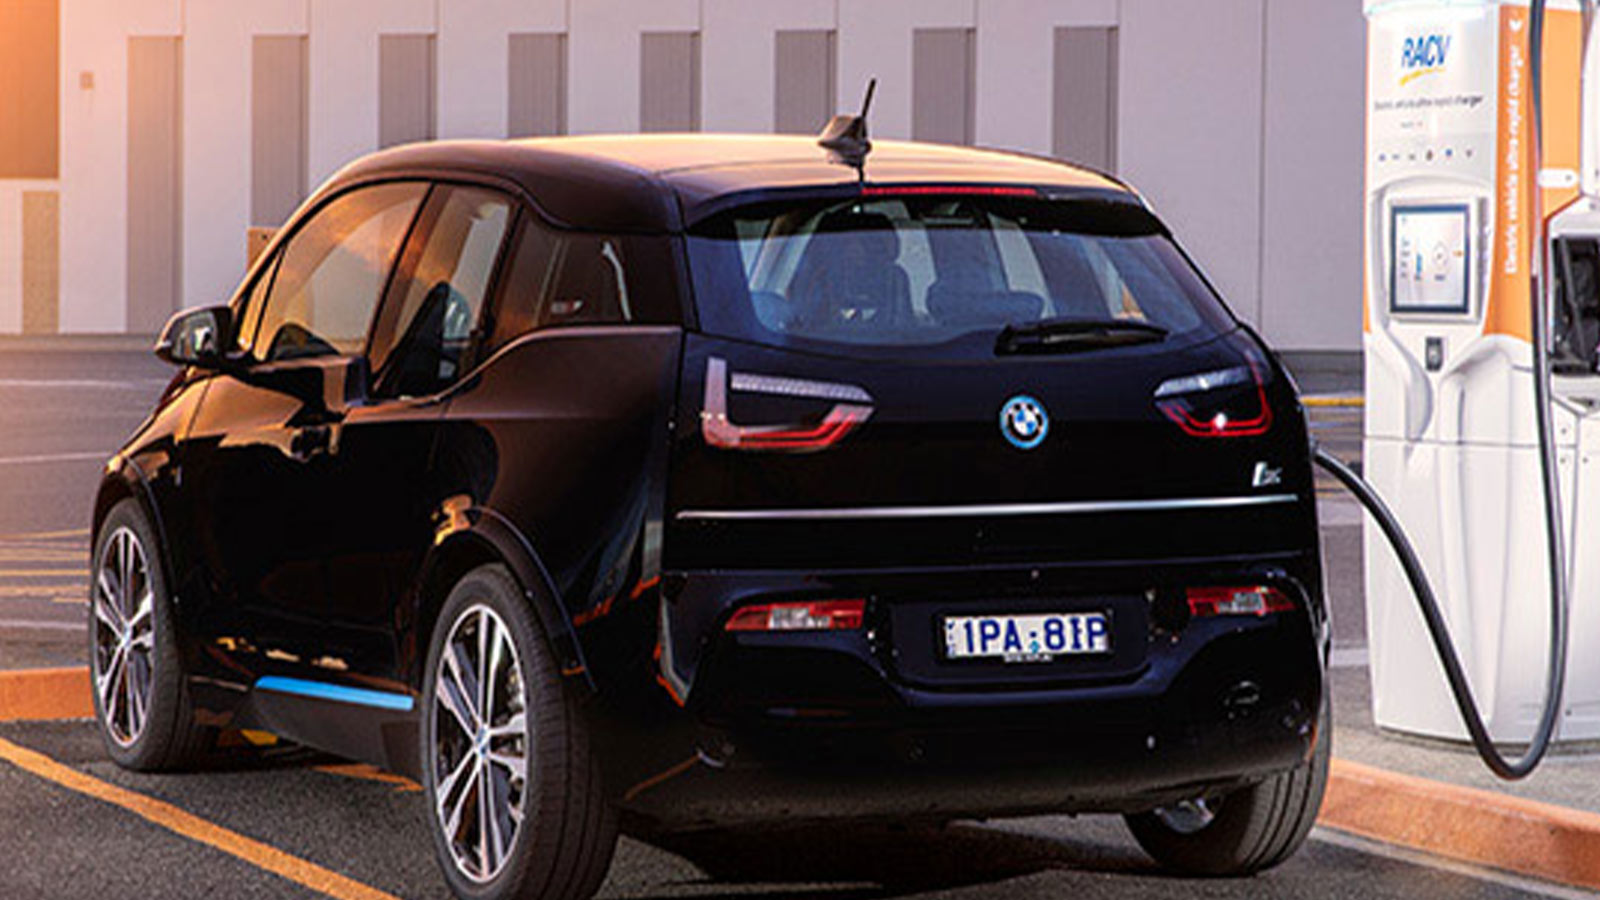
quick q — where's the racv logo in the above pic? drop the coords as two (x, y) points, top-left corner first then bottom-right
(1400, 33), (1452, 86)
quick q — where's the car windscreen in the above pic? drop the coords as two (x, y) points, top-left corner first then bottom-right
(685, 193), (1238, 359)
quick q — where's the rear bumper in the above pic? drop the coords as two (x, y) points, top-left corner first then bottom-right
(620, 556), (1326, 831)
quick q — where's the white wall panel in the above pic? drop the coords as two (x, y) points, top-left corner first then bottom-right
(973, 0), (1116, 157)
(837, 0), (975, 142)
(701, 0), (836, 133)
(1118, 0), (1265, 328)
(438, 0), (564, 140)
(1259, 0), (1365, 349)
(308, 0), (434, 187)
(568, 0), (698, 134)
(181, 0), (306, 314)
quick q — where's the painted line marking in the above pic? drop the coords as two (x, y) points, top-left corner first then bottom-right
(1304, 395), (1365, 408)
(0, 668), (92, 720)
(313, 763), (422, 793)
(0, 583), (87, 596)
(1320, 757), (1600, 891)
(0, 528), (91, 540)
(0, 568), (89, 577)
(1311, 827), (1594, 900)
(0, 452), (108, 466)
(0, 618), (84, 631)
(0, 735), (400, 900)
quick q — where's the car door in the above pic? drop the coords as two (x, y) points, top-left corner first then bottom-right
(180, 181), (429, 687)
(309, 182), (517, 689)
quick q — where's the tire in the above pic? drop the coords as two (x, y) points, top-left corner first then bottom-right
(1124, 700), (1331, 877)
(422, 564), (618, 900)
(89, 498), (213, 771)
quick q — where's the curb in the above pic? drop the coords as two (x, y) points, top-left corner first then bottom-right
(2, 667), (1596, 890)
(1320, 757), (1600, 891)
(0, 667), (92, 722)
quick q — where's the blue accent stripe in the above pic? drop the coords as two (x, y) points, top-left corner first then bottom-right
(253, 676), (415, 712)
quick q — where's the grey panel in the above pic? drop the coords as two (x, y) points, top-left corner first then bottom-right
(508, 33), (567, 137)
(640, 32), (700, 133)
(912, 28), (975, 146)
(22, 191), (58, 335)
(1052, 27), (1118, 170)
(379, 34), (436, 149)
(252, 36), (308, 227)
(774, 30), (835, 134)
(127, 36), (182, 334)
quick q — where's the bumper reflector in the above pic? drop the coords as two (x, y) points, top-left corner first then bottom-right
(1186, 586), (1294, 618)
(725, 599), (867, 632)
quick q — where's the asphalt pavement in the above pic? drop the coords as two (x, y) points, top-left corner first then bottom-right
(0, 349), (1586, 899)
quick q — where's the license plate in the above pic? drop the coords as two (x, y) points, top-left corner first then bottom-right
(941, 611), (1111, 663)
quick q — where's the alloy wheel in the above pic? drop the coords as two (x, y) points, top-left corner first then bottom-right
(91, 526), (156, 747)
(432, 603), (530, 884)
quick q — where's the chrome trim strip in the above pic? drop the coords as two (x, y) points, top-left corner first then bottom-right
(675, 494), (1301, 522)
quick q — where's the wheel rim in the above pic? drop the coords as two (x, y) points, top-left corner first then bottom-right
(432, 603), (528, 884)
(91, 526), (156, 748)
(1154, 797), (1220, 834)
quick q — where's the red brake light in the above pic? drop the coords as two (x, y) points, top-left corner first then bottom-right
(1154, 360), (1273, 438)
(861, 184), (1040, 198)
(1186, 586), (1294, 618)
(702, 358), (874, 452)
(725, 599), (867, 632)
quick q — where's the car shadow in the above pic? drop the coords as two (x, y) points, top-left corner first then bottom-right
(639, 818), (1163, 897)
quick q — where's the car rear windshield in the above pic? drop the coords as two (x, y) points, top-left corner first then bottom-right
(685, 192), (1238, 359)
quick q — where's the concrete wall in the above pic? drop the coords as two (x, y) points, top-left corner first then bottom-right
(21, 0), (1368, 350)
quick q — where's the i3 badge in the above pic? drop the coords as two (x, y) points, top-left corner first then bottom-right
(1000, 395), (1049, 449)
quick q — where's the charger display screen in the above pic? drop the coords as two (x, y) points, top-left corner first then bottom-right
(1390, 204), (1471, 315)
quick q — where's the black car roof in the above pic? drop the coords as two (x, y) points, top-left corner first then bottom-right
(323, 134), (1138, 233)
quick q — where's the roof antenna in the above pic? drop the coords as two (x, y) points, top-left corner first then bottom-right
(818, 78), (876, 181)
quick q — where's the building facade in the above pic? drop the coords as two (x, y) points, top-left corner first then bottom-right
(0, 0), (1365, 351)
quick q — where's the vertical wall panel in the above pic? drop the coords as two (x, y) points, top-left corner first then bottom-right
(640, 31), (701, 132)
(1052, 27), (1117, 169)
(379, 34), (437, 148)
(252, 36), (308, 227)
(127, 36), (183, 334)
(22, 191), (59, 334)
(774, 29), (835, 134)
(912, 27), (975, 145)
(508, 33), (567, 137)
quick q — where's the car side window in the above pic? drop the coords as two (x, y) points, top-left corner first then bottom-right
(249, 182), (427, 363)
(369, 186), (514, 398)
(232, 249), (280, 358)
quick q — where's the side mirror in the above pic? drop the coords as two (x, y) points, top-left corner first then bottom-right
(155, 305), (234, 369)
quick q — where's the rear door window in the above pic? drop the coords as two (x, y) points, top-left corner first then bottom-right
(686, 193), (1237, 358)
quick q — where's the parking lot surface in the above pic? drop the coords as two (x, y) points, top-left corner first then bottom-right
(0, 351), (1589, 899)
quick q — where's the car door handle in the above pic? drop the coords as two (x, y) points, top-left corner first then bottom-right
(289, 424), (334, 461)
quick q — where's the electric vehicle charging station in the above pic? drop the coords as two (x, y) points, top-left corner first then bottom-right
(1361, 0), (1596, 744)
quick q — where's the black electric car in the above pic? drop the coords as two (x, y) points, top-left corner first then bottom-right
(90, 130), (1328, 900)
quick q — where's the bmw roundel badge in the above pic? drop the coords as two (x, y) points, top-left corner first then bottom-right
(999, 395), (1049, 450)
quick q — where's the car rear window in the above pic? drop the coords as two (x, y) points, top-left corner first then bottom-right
(685, 193), (1238, 359)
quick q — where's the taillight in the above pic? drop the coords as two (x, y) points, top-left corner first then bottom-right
(1186, 586), (1295, 618)
(702, 357), (874, 452)
(725, 599), (867, 632)
(1154, 360), (1273, 438)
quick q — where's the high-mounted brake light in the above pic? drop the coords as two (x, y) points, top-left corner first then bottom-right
(725, 599), (867, 632)
(860, 184), (1040, 198)
(1154, 360), (1273, 438)
(702, 358), (874, 452)
(1186, 586), (1295, 618)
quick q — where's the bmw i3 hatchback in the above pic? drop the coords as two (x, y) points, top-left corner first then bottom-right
(91, 132), (1328, 900)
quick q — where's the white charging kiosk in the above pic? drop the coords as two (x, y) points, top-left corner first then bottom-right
(1363, 0), (1600, 742)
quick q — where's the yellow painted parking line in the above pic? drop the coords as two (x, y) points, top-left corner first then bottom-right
(313, 763), (422, 793)
(0, 584), (86, 597)
(0, 569), (89, 577)
(1304, 396), (1365, 408)
(0, 735), (401, 900)
(0, 668), (92, 721)
(0, 549), (89, 562)
(0, 528), (90, 541)
(51, 595), (87, 605)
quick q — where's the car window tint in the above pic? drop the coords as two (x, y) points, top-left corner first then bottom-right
(373, 187), (513, 397)
(544, 235), (634, 325)
(251, 182), (426, 363)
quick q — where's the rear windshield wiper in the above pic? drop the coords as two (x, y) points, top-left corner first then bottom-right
(995, 317), (1169, 355)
